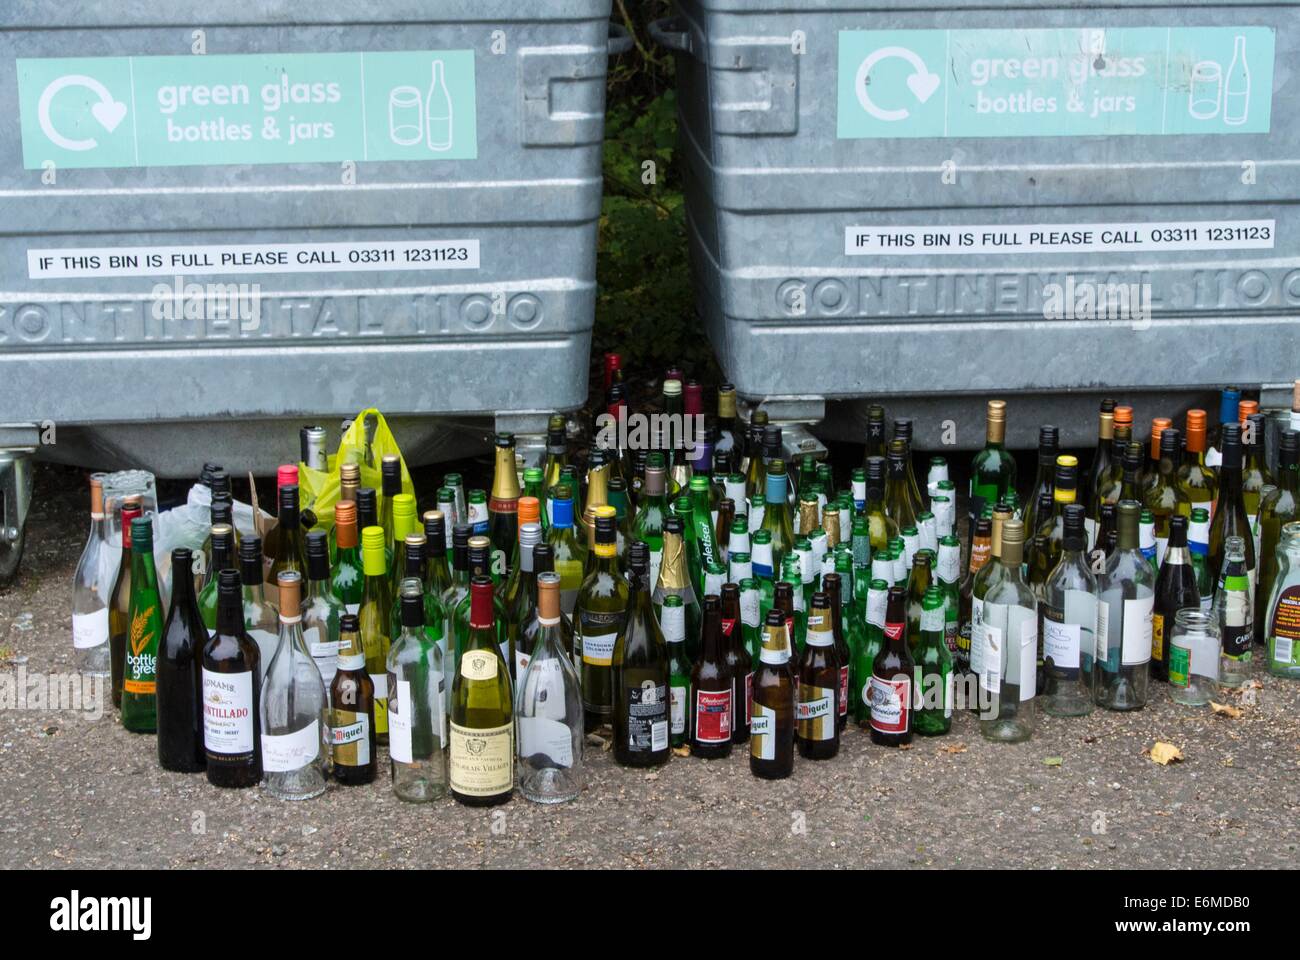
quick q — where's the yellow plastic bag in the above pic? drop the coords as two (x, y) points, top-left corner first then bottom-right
(298, 408), (414, 534)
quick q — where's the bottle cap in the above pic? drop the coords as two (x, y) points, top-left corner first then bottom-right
(276, 570), (302, 612)
(518, 496), (541, 525)
(381, 454), (402, 495)
(276, 464), (298, 490)
(130, 516), (153, 551)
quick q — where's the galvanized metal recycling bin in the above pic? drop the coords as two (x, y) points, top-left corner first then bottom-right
(0, 1), (626, 476)
(653, 0), (1300, 448)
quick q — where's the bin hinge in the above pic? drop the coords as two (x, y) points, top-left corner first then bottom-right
(709, 38), (800, 136)
(520, 45), (608, 147)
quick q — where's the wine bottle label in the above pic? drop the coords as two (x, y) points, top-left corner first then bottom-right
(1042, 606), (1081, 675)
(1096, 601), (1115, 670)
(1121, 596), (1154, 665)
(460, 649), (498, 681)
(201, 668), (254, 756)
(868, 674), (910, 734)
(449, 721), (514, 796)
(750, 701), (776, 760)
(1168, 645), (1191, 687)
(969, 597), (987, 679)
(262, 720), (321, 773)
(693, 688), (732, 743)
(371, 673), (389, 735)
(580, 630), (617, 667)
(1151, 613), (1165, 661)
(648, 549), (662, 591)
(979, 622), (1002, 693)
(518, 715), (574, 768)
(921, 607), (944, 633)
(797, 683), (835, 741)
(330, 711), (371, 767)
(1272, 585), (1300, 666)
(388, 678), (413, 763)
(72, 611), (109, 649)
(670, 681), (688, 735)
(515, 649), (531, 679)
(624, 682), (669, 753)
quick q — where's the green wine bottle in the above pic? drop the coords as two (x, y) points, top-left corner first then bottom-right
(121, 516), (162, 733)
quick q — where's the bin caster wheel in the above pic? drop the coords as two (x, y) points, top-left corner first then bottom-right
(0, 452), (33, 587)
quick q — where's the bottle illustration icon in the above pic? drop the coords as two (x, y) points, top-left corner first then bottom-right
(426, 59), (454, 151)
(388, 86), (424, 146)
(1223, 35), (1250, 126)
(1188, 61), (1222, 121)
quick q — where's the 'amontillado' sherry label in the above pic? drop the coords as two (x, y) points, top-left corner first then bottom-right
(331, 711), (371, 766)
(201, 668), (254, 758)
(449, 721), (514, 797)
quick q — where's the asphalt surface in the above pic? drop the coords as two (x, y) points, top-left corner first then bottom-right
(1, 463), (1297, 869)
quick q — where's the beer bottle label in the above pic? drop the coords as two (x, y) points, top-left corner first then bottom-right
(869, 674), (910, 735)
(693, 687), (732, 743)
(797, 683), (835, 741)
(330, 710), (371, 766)
(750, 701), (776, 760)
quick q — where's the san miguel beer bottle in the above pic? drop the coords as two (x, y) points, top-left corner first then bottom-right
(750, 609), (796, 779)
(330, 614), (376, 785)
(797, 592), (840, 759)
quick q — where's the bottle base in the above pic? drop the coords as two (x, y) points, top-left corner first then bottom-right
(452, 789), (514, 806)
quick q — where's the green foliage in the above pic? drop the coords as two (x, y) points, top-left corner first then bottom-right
(597, 1), (715, 380)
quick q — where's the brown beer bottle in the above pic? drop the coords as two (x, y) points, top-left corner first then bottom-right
(750, 609), (796, 779)
(869, 586), (914, 747)
(720, 583), (752, 744)
(797, 592), (841, 759)
(690, 595), (734, 758)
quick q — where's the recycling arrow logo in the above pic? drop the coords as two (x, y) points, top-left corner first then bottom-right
(854, 46), (941, 122)
(38, 74), (129, 152)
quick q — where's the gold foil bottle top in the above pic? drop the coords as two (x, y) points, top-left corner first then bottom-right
(339, 462), (360, 502)
(986, 399), (1007, 442)
(659, 528), (688, 589)
(798, 498), (818, 534)
(1000, 519), (1025, 566)
(990, 507), (1010, 559)
(718, 385), (737, 419)
(491, 435), (520, 502)
(276, 570), (302, 613)
(1098, 409), (1114, 440)
(583, 460), (609, 520)
(824, 507), (841, 548)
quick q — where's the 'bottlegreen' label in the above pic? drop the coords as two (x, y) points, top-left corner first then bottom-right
(838, 27), (1274, 140)
(18, 50), (478, 170)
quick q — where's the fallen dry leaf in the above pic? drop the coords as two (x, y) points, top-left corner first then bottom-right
(1149, 741), (1185, 765)
(897, 742), (913, 751)
(671, 745), (690, 758)
(1210, 701), (1243, 718)
(940, 742), (968, 755)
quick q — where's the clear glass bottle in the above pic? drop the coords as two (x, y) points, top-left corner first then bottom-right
(969, 400), (1017, 541)
(73, 474), (112, 675)
(1215, 536), (1252, 688)
(1041, 504), (1097, 717)
(388, 578), (447, 802)
(1263, 521), (1300, 678)
(977, 519), (1037, 741)
(1169, 609), (1220, 706)
(515, 572), (583, 803)
(1097, 501), (1154, 711)
(1256, 431), (1298, 645)
(260, 572), (328, 801)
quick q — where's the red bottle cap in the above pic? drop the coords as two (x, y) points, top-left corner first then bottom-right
(277, 463), (299, 492)
(469, 576), (496, 630)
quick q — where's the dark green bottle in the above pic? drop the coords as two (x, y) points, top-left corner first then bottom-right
(612, 543), (671, 767)
(663, 595), (692, 748)
(913, 585), (953, 736)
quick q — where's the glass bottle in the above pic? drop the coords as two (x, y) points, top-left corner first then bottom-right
(1097, 501), (1154, 711)
(750, 609), (796, 779)
(198, 523), (234, 631)
(238, 536), (279, 680)
(1144, 426), (1191, 566)
(968, 507), (1009, 713)
(662, 595), (692, 749)
(388, 578), (447, 802)
(634, 453), (670, 587)
(612, 543), (671, 766)
(202, 569), (262, 788)
(884, 440), (918, 533)
(121, 517), (162, 734)
(157, 547), (206, 771)
(690, 594), (734, 758)
(758, 458), (795, 577)
(862, 455), (896, 552)
(302, 530), (342, 698)
(823, 571), (853, 731)
(543, 414), (569, 519)
(379, 455), (403, 565)
(270, 484), (306, 608)
(1022, 425), (1060, 544)
(1086, 400), (1116, 526)
(453, 536), (510, 668)
(1263, 521), (1300, 678)
(1216, 536), (1252, 688)
(547, 485), (586, 617)
(1188, 507), (1214, 612)
(969, 400), (1017, 540)
(653, 516), (702, 662)
(330, 614), (376, 785)
(575, 508), (629, 730)
(423, 510), (453, 599)
(1256, 431), (1298, 644)
(516, 542), (575, 668)
(869, 585), (914, 746)
(1041, 505), (1097, 717)
(1242, 412), (1270, 564)
(386, 493), (419, 597)
(977, 519), (1037, 741)
(1178, 409), (1218, 519)
(958, 515), (993, 676)
(358, 525), (392, 743)
(913, 585), (953, 736)
(720, 582), (753, 744)
(1151, 515), (1201, 683)
(904, 550), (933, 652)
(73, 474), (112, 675)
(331, 500), (365, 618)
(516, 572), (583, 803)
(796, 592), (840, 759)
(259, 572), (327, 800)
(1208, 424), (1256, 601)
(505, 520), (543, 663)
(488, 433), (521, 571)
(108, 495), (144, 710)
(450, 577), (515, 806)
(1169, 609), (1220, 706)
(852, 578), (889, 727)
(689, 474), (726, 590)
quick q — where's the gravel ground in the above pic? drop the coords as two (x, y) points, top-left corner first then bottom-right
(1, 463), (1297, 870)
